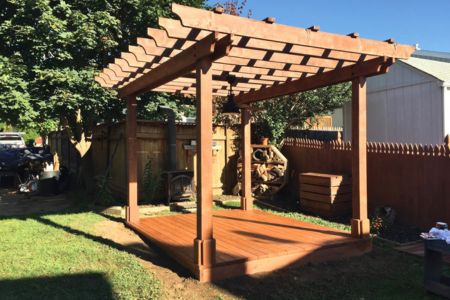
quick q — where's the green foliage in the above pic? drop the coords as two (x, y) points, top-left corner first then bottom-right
(0, 55), (36, 128)
(256, 204), (351, 231)
(142, 159), (161, 203)
(95, 174), (115, 206)
(0, 211), (161, 299)
(138, 92), (196, 121)
(0, 0), (205, 140)
(22, 128), (39, 144)
(251, 83), (351, 145)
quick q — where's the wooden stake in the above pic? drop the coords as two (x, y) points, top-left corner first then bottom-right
(126, 95), (139, 224)
(351, 76), (370, 238)
(241, 108), (253, 210)
(194, 57), (216, 270)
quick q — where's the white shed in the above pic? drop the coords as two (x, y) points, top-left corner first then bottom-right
(339, 51), (450, 145)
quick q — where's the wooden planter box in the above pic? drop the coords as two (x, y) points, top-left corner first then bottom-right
(299, 172), (351, 218)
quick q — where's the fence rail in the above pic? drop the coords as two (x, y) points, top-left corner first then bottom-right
(282, 136), (450, 229)
(49, 121), (238, 200)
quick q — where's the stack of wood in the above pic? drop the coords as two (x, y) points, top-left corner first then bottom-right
(236, 145), (288, 199)
(299, 172), (351, 218)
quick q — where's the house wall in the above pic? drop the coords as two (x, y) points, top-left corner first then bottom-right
(341, 62), (445, 144)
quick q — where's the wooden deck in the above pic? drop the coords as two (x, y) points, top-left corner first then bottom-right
(128, 209), (371, 282)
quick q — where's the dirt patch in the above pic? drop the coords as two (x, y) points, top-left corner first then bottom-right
(0, 188), (72, 217)
(94, 218), (237, 300)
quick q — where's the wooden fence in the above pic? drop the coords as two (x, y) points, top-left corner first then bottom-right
(48, 131), (80, 173)
(282, 137), (450, 229)
(50, 121), (238, 199)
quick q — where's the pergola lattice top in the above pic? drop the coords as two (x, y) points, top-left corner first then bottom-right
(95, 4), (415, 105)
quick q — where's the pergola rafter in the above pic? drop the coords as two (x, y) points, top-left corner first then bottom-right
(95, 3), (415, 282)
(97, 5), (413, 97)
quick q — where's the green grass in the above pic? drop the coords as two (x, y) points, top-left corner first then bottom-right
(0, 195), (444, 300)
(0, 210), (160, 300)
(216, 199), (350, 231)
(216, 244), (440, 300)
(256, 204), (351, 231)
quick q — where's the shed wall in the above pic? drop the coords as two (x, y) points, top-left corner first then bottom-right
(342, 62), (445, 144)
(444, 86), (450, 137)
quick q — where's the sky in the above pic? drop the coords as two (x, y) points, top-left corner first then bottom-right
(207, 0), (450, 53)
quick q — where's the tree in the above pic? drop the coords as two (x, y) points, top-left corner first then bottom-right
(0, 0), (205, 143)
(0, 55), (36, 129)
(251, 84), (351, 145)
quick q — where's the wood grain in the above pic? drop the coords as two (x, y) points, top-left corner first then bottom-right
(127, 209), (370, 282)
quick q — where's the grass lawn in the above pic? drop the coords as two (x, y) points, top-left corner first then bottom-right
(0, 196), (445, 300)
(216, 199), (350, 231)
(0, 209), (160, 300)
(215, 243), (443, 300)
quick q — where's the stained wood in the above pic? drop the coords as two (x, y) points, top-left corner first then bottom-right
(119, 32), (232, 97)
(299, 172), (350, 187)
(301, 199), (352, 217)
(300, 183), (352, 195)
(234, 57), (394, 105)
(351, 76), (370, 238)
(127, 209), (370, 282)
(126, 95), (139, 224)
(195, 57), (216, 266)
(301, 191), (351, 204)
(241, 108), (253, 210)
(283, 137), (450, 229)
(96, 4), (414, 99)
(172, 4), (414, 58)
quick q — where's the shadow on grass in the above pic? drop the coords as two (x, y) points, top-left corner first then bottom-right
(28, 213), (193, 279)
(0, 272), (113, 300)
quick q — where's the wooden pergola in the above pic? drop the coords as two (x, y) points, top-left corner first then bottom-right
(96, 4), (414, 282)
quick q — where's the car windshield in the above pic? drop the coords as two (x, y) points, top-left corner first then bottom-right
(0, 136), (22, 141)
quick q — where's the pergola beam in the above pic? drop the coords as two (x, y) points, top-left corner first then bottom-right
(235, 57), (394, 105)
(173, 3), (414, 58)
(112, 37), (309, 88)
(160, 17), (378, 63)
(118, 32), (233, 98)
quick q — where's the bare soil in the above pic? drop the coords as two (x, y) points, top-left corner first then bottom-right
(0, 188), (72, 217)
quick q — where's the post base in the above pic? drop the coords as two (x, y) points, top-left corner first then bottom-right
(194, 238), (216, 267)
(126, 206), (139, 224)
(240, 196), (253, 210)
(351, 218), (370, 238)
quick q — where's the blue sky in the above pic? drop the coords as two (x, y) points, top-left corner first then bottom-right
(207, 0), (450, 52)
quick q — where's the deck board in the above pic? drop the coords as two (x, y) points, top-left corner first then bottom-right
(128, 209), (371, 281)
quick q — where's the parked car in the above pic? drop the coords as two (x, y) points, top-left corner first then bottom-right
(0, 132), (26, 149)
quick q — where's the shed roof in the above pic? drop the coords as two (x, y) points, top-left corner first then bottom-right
(95, 4), (415, 101)
(401, 56), (450, 83)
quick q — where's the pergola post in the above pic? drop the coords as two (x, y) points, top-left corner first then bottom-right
(351, 76), (370, 238)
(240, 108), (253, 210)
(125, 95), (139, 224)
(194, 57), (216, 269)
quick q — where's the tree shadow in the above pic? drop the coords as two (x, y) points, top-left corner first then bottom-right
(0, 272), (113, 300)
(28, 213), (193, 279)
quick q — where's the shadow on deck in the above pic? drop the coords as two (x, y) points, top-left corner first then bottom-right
(128, 209), (371, 282)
